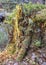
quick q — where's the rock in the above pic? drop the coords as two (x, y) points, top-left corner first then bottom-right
(0, 23), (13, 51)
(0, 24), (9, 50)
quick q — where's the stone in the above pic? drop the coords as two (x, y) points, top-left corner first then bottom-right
(0, 23), (13, 51)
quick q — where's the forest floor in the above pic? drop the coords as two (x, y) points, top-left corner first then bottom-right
(0, 4), (46, 65)
(0, 45), (46, 65)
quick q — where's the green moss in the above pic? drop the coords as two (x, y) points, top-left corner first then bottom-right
(33, 40), (41, 47)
